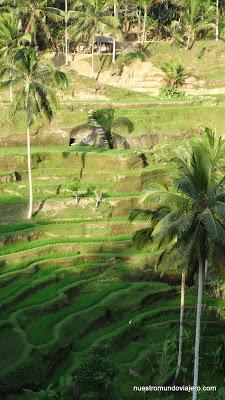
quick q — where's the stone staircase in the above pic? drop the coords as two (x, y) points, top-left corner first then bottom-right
(88, 110), (110, 149)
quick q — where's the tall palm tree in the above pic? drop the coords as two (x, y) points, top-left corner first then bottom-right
(16, 0), (59, 48)
(138, 0), (162, 49)
(0, 13), (30, 102)
(65, 0), (68, 64)
(46, 1), (81, 66)
(112, 0), (120, 63)
(131, 130), (225, 398)
(184, 0), (215, 50)
(138, 0), (151, 49)
(0, 47), (67, 219)
(69, 0), (120, 78)
(130, 202), (191, 386)
(216, 0), (219, 41)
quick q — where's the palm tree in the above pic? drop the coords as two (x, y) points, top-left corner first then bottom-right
(0, 47), (67, 219)
(93, 107), (133, 148)
(138, 0), (152, 49)
(130, 205), (191, 386)
(216, 0), (219, 41)
(65, 0), (68, 64)
(162, 59), (188, 89)
(16, 0), (59, 48)
(131, 130), (225, 398)
(138, 0), (162, 49)
(0, 52), (19, 103)
(47, 1), (81, 66)
(0, 12), (30, 102)
(184, 0), (215, 50)
(69, 0), (120, 78)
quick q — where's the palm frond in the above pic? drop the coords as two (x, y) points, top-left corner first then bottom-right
(132, 227), (153, 249)
(129, 208), (154, 222)
(200, 209), (217, 240)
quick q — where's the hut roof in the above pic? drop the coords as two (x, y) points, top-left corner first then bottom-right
(95, 36), (113, 44)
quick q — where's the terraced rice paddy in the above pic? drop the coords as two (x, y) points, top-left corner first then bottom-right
(0, 148), (225, 400)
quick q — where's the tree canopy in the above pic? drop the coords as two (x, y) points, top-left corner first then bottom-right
(0, 0), (224, 50)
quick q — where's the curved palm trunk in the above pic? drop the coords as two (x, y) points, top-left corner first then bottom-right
(65, 0), (68, 66)
(173, 271), (185, 383)
(216, 0), (219, 41)
(26, 108), (33, 220)
(192, 258), (204, 400)
(141, 6), (147, 49)
(91, 38), (94, 79)
(186, 32), (191, 50)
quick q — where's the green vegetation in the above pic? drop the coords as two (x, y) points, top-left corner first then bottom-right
(0, 2), (225, 400)
(131, 130), (225, 398)
(0, 145), (224, 400)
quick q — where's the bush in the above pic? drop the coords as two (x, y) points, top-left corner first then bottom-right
(159, 87), (185, 99)
(76, 345), (117, 400)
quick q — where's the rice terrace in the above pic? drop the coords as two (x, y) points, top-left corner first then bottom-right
(0, 1), (225, 400)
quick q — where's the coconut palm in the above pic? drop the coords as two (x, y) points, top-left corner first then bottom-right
(69, 0), (120, 78)
(0, 52), (19, 103)
(93, 107), (133, 148)
(131, 130), (225, 398)
(16, 0), (60, 48)
(0, 12), (29, 52)
(216, 0), (219, 40)
(138, 0), (164, 48)
(138, 0), (152, 49)
(46, 1), (81, 66)
(0, 47), (67, 219)
(184, 0), (215, 50)
(0, 13), (30, 102)
(130, 204), (191, 386)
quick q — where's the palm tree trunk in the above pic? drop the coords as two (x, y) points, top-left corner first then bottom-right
(141, 6), (147, 49)
(34, 30), (37, 49)
(112, 1), (117, 64)
(216, 0), (219, 41)
(186, 32), (191, 50)
(91, 38), (94, 79)
(204, 259), (208, 281)
(173, 271), (185, 383)
(124, 4), (128, 31)
(65, 0), (68, 66)
(9, 71), (13, 103)
(114, 1), (117, 17)
(112, 37), (116, 64)
(137, 9), (141, 41)
(192, 257), (204, 400)
(26, 108), (33, 220)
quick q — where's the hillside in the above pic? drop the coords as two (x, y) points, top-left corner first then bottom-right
(0, 38), (225, 400)
(0, 145), (225, 400)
